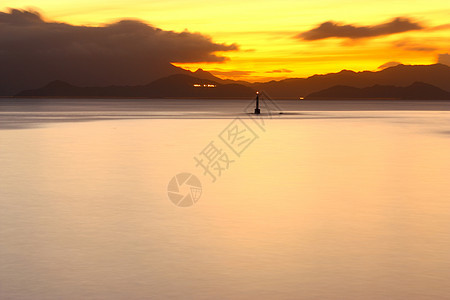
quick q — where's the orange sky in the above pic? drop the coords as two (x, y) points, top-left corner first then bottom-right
(2, 0), (449, 81)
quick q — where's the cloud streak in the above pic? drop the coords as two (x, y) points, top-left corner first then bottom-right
(393, 39), (437, 52)
(265, 69), (293, 73)
(296, 17), (423, 41)
(0, 8), (238, 95)
(209, 70), (253, 77)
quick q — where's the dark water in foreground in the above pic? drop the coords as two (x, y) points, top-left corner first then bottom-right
(1, 98), (450, 299)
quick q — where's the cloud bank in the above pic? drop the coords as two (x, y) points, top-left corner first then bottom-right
(296, 17), (423, 41)
(0, 9), (238, 95)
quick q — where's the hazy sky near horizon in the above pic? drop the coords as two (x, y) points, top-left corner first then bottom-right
(2, 0), (449, 81)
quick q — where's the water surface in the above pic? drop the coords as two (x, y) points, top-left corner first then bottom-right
(1, 98), (450, 299)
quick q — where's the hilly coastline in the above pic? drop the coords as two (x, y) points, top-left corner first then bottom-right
(14, 63), (450, 100)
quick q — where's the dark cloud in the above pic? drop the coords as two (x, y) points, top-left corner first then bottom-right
(0, 8), (238, 95)
(438, 53), (450, 66)
(265, 69), (293, 73)
(296, 17), (423, 41)
(378, 61), (402, 69)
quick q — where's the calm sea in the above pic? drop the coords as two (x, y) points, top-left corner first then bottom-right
(1, 98), (450, 299)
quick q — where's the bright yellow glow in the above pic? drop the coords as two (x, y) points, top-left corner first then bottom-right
(2, 0), (449, 81)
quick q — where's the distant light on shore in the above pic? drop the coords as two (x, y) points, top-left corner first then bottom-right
(193, 84), (216, 88)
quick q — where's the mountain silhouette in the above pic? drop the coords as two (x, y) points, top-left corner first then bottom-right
(16, 74), (255, 98)
(190, 68), (249, 86)
(14, 64), (450, 99)
(191, 69), (226, 83)
(253, 64), (450, 98)
(306, 82), (450, 100)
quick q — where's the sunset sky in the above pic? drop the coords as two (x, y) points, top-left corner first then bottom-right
(2, 0), (449, 81)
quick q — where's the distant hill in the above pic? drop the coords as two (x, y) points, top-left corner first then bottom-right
(16, 74), (256, 98)
(306, 82), (450, 100)
(14, 64), (450, 100)
(253, 64), (450, 99)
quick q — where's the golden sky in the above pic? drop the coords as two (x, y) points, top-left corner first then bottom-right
(2, 0), (449, 81)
